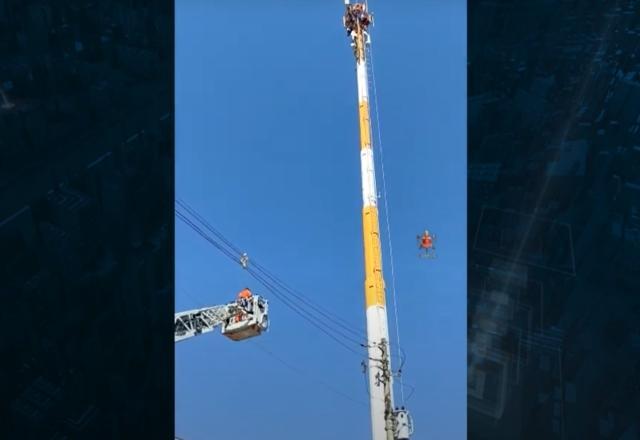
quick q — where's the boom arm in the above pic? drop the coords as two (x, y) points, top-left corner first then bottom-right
(174, 304), (237, 343)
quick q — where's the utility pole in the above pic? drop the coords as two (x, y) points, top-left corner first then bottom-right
(342, 2), (410, 439)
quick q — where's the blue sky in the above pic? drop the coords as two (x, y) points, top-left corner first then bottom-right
(175, 1), (466, 439)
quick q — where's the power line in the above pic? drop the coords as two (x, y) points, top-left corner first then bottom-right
(252, 340), (368, 408)
(176, 201), (409, 366)
(176, 202), (364, 339)
(176, 199), (244, 255)
(175, 209), (238, 263)
(246, 266), (367, 357)
(251, 259), (367, 340)
(176, 201), (369, 357)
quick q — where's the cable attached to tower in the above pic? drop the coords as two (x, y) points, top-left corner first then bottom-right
(367, 29), (407, 406)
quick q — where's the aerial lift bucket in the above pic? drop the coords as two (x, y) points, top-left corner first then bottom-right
(221, 296), (269, 341)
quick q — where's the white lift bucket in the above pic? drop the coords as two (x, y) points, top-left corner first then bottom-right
(221, 295), (269, 341)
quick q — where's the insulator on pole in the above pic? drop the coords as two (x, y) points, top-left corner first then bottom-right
(240, 252), (249, 269)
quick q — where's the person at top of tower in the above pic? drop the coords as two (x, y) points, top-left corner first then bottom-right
(344, 8), (356, 34)
(352, 4), (371, 25)
(345, 3), (371, 34)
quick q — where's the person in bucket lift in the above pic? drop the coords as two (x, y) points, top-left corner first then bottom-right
(235, 287), (252, 322)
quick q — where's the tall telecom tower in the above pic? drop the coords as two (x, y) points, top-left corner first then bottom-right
(343, 2), (412, 440)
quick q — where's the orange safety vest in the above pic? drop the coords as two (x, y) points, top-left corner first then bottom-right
(421, 236), (432, 249)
